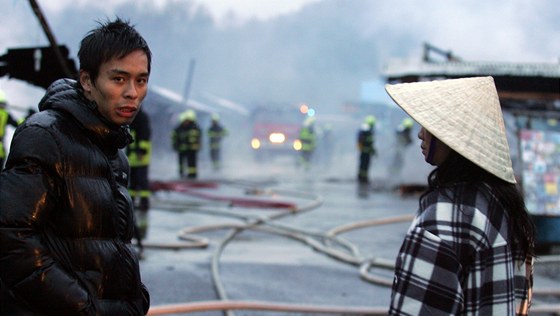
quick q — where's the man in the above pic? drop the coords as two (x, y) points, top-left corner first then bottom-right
(390, 117), (414, 176)
(127, 107), (152, 250)
(0, 18), (151, 315)
(0, 89), (19, 169)
(396, 117), (413, 147)
(299, 116), (317, 170)
(357, 115), (376, 183)
(207, 113), (228, 170)
(172, 109), (201, 178)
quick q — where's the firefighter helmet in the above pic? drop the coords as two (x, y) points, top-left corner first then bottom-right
(303, 116), (316, 127)
(364, 115), (376, 126)
(180, 109), (197, 122)
(402, 117), (413, 128)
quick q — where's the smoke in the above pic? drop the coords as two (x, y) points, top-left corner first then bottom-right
(1, 0), (558, 182)
(2, 0), (559, 109)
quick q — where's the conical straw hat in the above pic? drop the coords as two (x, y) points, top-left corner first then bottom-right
(385, 76), (516, 183)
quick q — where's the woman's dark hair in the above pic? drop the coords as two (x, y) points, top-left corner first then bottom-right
(78, 17), (152, 86)
(421, 149), (535, 258)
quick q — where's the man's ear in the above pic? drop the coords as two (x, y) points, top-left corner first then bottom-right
(79, 70), (92, 93)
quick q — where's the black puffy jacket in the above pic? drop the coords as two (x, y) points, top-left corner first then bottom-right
(0, 79), (149, 315)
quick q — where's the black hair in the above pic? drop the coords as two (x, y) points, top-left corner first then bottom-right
(78, 17), (152, 86)
(421, 149), (536, 259)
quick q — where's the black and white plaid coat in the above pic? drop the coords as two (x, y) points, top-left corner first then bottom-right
(389, 182), (532, 315)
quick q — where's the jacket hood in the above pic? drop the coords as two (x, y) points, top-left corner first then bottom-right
(39, 79), (132, 149)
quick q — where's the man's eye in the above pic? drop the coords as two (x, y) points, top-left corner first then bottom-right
(113, 77), (125, 82)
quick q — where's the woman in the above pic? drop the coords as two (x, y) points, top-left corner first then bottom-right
(385, 77), (535, 315)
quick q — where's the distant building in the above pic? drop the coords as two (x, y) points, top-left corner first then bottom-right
(382, 43), (560, 249)
(383, 43), (560, 108)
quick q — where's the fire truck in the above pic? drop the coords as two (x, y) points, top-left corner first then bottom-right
(249, 105), (304, 161)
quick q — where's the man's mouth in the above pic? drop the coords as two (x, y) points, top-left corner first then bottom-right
(117, 106), (137, 118)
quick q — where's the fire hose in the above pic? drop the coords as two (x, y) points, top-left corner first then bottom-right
(145, 180), (560, 315)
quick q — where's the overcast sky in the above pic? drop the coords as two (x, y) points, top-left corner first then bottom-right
(34, 0), (322, 22)
(1, 0), (322, 106)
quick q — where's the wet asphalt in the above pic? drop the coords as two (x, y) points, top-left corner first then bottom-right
(139, 157), (560, 316)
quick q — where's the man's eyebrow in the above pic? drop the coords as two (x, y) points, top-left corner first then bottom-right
(108, 68), (150, 77)
(109, 68), (128, 75)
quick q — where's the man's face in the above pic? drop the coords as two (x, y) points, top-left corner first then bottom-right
(80, 49), (149, 126)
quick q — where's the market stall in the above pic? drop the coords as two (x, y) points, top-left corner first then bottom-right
(383, 43), (560, 252)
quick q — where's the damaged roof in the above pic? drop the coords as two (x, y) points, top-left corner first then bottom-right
(382, 59), (560, 79)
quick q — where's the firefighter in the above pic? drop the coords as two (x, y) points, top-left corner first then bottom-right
(391, 117), (414, 177)
(0, 90), (19, 169)
(396, 117), (414, 146)
(172, 109), (201, 179)
(126, 107), (152, 251)
(298, 116), (317, 170)
(357, 115), (376, 183)
(207, 113), (228, 170)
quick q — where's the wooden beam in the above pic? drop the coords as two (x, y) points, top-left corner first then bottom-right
(28, 0), (74, 78)
(498, 90), (560, 101)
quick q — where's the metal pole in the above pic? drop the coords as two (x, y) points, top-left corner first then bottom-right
(27, 0), (74, 78)
(182, 59), (196, 104)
